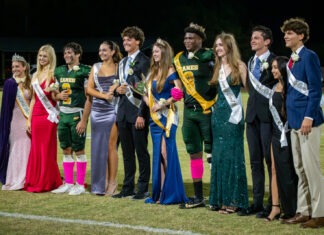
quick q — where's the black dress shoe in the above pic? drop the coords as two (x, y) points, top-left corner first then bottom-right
(179, 197), (205, 209)
(237, 205), (264, 216)
(112, 191), (135, 198)
(131, 192), (150, 200)
(256, 209), (270, 218)
(208, 205), (220, 211)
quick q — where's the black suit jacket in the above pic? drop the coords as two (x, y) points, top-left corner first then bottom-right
(116, 51), (150, 123)
(246, 52), (277, 123)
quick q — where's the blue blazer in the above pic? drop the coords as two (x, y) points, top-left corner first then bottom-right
(286, 46), (324, 129)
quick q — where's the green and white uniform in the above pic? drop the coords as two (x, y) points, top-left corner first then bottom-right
(174, 48), (216, 154)
(55, 64), (91, 151)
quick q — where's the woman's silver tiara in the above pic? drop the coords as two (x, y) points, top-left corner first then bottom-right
(12, 53), (27, 63)
(156, 38), (166, 47)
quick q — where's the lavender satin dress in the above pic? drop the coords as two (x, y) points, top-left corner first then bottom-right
(90, 75), (117, 194)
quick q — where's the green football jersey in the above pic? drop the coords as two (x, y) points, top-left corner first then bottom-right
(54, 64), (91, 108)
(176, 48), (216, 105)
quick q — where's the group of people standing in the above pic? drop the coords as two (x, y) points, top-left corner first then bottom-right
(236, 18), (324, 229)
(1, 17), (324, 229)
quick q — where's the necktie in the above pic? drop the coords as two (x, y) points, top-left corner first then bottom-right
(124, 56), (132, 77)
(252, 57), (261, 80)
(288, 58), (293, 69)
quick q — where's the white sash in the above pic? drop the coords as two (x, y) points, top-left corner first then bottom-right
(269, 84), (288, 147)
(286, 65), (309, 96)
(219, 65), (242, 124)
(16, 86), (30, 119)
(94, 62), (119, 106)
(118, 60), (142, 108)
(248, 71), (273, 99)
(32, 79), (59, 123)
(93, 62), (104, 93)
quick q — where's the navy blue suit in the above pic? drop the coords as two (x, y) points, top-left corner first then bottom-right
(287, 46), (324, 218)
(246, 52), (277, 210)
(286, 47), (324, 129)
(116, 51), (151, 195)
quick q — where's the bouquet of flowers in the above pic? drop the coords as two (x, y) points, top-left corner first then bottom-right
(48, 81), (59, 91)
(129, 73), (146, 96)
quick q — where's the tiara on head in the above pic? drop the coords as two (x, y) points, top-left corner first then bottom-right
(156, 38), (166, 47)
(189, 23), (205, 34)
(12, 53), (27, 63)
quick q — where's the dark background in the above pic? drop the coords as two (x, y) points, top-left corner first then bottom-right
(0, 0), (322, 75)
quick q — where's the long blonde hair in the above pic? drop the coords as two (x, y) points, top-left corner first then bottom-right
(210, 32), (242, 86)
(34, 44), (56, 87)
(147, 38), (174, 93)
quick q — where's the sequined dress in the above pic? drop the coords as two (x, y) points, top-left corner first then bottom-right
(209, 75), (249, 209)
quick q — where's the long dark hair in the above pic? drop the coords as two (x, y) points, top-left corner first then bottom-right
(273, 56), (289, 119)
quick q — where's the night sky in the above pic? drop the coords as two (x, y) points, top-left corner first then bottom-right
(0, 0), (322, 63)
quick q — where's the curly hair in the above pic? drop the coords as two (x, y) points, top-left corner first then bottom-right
(280, 17), (310, 43)
(121, 26), (145, 48)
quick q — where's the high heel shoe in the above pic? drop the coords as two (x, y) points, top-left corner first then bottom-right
(106, 181), (118, 196)
(265, 204), (281, 222)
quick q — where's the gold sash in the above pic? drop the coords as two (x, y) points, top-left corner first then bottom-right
(147, 81), (174, 138)
(174, 52), (216, 114)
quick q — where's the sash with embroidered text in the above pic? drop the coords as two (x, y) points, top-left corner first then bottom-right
(219, 65), (242, 124)
(286, 65), (309, 96)
(32, 79), (59, 123)
(248, 71), (274, 99)
(16, 86), (30, 119)
(118, 59), (141, 108)
(147, 81), (177, 138)
(174, 52), (216, 114)
(93, 62), (118, 106)
(269, 84), (288, 147)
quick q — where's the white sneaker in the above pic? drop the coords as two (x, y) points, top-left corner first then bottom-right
(206, 153), (212, 170)
(68, 184), (85, 196)
(51, 183), (74, 194)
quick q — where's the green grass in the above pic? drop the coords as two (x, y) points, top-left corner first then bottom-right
(0, 90), (324, 234)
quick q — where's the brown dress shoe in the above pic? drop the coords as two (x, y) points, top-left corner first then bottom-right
(281, 213), (311, 224)
(301, 217), (324, 228)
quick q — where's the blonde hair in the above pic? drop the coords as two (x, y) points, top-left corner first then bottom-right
(148, 38), (174, 93)
(210, 32), (242, 86)
(34, 44), (56, 87)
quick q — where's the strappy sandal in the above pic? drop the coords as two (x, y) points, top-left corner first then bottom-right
(105, 181), (118, 196)
(219, 206), (229, 214)
(265, 204), (281, 222)
(226, 206), (238, 213)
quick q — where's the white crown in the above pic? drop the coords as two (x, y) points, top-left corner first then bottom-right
(12, 53), (27, 63)
(156, 38), (166, 46)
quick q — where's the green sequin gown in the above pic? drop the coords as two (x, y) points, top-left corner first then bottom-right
(209, 75), (249, 210)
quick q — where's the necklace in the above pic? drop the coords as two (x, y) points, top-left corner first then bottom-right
(13, 76), (26, 84)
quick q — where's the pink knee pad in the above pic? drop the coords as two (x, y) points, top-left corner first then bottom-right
(190, 158), (204, 179)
